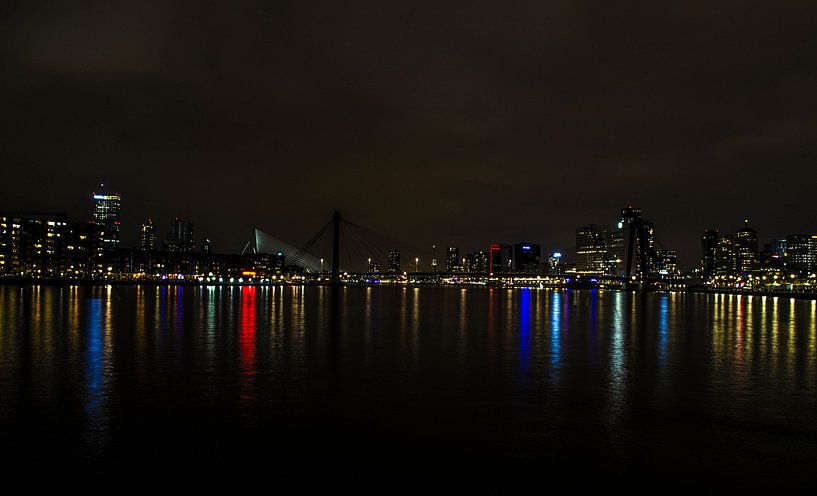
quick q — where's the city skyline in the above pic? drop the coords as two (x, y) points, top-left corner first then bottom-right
(2, 187), (816, 280)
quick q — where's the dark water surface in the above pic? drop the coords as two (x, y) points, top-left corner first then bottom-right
(1, 285), (816, 489)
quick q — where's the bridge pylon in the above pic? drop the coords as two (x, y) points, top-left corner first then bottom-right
(332, 210), (341, 284)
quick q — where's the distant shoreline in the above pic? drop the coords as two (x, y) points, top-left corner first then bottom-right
(2, 278), (816, 300)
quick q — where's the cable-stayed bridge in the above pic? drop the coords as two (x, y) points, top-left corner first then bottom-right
(243, 211), (685, 290)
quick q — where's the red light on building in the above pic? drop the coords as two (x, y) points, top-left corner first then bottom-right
(489, 243), (501, 273)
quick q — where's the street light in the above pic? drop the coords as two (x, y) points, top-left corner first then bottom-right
(368, 257), (371, 273)
(320, 258), (324, 273)
(415, 257), (419, 273)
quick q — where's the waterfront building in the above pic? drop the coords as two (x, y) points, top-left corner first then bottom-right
(513, 243), (541, 273)
(92, 186), (122, 249)
(716, 235), (735, 276)
(785, 234), (816, 272)
(547, 251), (563, 275)
(0, 212), (104, 278)
(735, 220), (758, 274)
(388, 250), (401, 272)
(165, 218), (196, 253)
(488, 243), (512, 273)
(466, 251), (489, 273)
(446, 246), (459, 272)
(576, 224), (622, 276)
(140, 219), (157, 251)
(701, 228), (718, 277)
(655, 249), (679, 277)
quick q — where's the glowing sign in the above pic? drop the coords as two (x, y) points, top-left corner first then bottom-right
(242, 271), (257, 277)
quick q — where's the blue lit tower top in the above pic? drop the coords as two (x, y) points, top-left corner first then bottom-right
(92, 183), (122, 249)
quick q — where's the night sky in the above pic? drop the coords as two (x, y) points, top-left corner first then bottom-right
(2, 1), (816, 266)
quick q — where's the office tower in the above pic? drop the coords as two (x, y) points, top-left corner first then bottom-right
(701, 228), (718, 277)
(577, 225), (612, 275)
(812, 236), (817, 272)
(165, 218), (196, 253)
(716, 235), (735, 276)
(618, 206), (656, 277)
(272, 251), (285, 274)
(466, 251), (489, 273)
(575, 224), (624, 276)
(201, 238), (212, 254)
(140, 219), (157, 251)
(548, 252), (563, 274)
(513, 243), (541, 273)
(387, 250), (401, 273)
(735, 220), (758, 274)
(488, 243), (512, 273)
(92, 186), (122, 249)
(655, 249), (679, 277)
(785, 234), (815, 272)
(446, 246), (459, 272)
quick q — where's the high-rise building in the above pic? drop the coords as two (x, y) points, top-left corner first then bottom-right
(466, 251), (489, 273)
(785, 234), (815, 272)
(619, 206), (656, 278)
(812, 236), (817, 272)
(92, 186), (121, 249)
(165, 218), (195, 253)
(513, 243), (541, 273)
(140, 219), (157, 251)
(272, 251), (285, 274)
(655, 249), (679, 277)
(387, 250), (401, 272)
(0, 212), (104, 278)
(446, 246), (459, 272)
(547, 251), (563, 274)
(701, 228), (718, 277)
(735, 220), (758, 274)
(488, 244), (512, 273)
(576, 224), (623, 276)
(716, 235), (735, 276)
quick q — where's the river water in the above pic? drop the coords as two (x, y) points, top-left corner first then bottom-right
(1, 285), (815, 489)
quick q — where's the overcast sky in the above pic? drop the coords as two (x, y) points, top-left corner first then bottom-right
(2, 1), (816, 266)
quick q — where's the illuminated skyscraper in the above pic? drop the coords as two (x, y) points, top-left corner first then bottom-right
(716, 235), (735, 276)
(387, 250), (401, 272)
(466, 251), (489, 273)
(92, 186), (121, 249)
(576, 225), (610, 275)
(576, 225), (624, 276)
(655, 249), (679, 277)
(446, 246), (459, 272)
(735, 220), (758, 274)
(547, 251), (563, 274)
(140, 219), (157, 251)
(785, 234), (816, 272)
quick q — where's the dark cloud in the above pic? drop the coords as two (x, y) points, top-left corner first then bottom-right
(2, 0), (816, 265)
